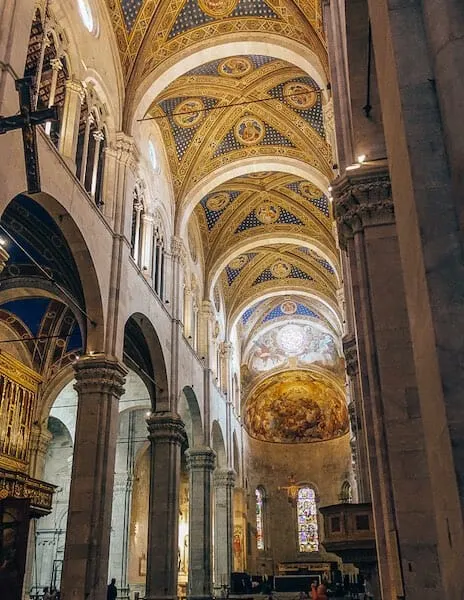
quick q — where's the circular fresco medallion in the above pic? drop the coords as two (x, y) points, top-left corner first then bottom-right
(173, 98), (204, 129)
(256, 201), (281, 224)
(235, 115), (265, 146)
(271, 260), (291, 279)
(218, 57), (253, 78)
(206, 192), (229, 211)
(284, 81), (318, 110)
(299, 181), (320, 199)
(199, 0), (238, 17)
(229, 255), (248, 270)
(281, 300), (297, 315)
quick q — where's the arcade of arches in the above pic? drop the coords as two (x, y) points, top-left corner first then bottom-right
(0, 1), (463, 600)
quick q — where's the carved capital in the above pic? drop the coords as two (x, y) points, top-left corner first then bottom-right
(50, 58), (63, 72)
(185, 447), (216, 472)
(333, 166), (394, 248)
(93, 129), (105, 143)
(343, 334), (359, 377)
(170, 236), (187, 264)
(65, 78), (84, 98)
(73, 354), (128, 397)
(220, 341), (233, 358)
(113, 132), (139, 170)
(214, 468), (236, 488)
(147, 412), (187, 446)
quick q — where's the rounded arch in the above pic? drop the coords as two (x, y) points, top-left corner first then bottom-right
(123, 313), (169, 410)
(0, 193), (105, 351)
(211, 420), (227, 468)
(128, 34), (329, 131)
(177, 157), (331, 235)
(229, 287), (342, 337)
(178, 386), (204, 447)
(207, 234), (340, 295)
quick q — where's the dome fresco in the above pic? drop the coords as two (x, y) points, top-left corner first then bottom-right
(244, 370), (349, 443)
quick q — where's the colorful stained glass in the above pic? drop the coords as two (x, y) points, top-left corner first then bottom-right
(256, 488), (264, 550)
(297, 487), (319, 552)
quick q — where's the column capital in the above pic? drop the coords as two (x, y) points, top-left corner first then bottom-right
(93, 129), (105, 143)
(214, 468), (236, 488)
(342, 334), (359, 377)
(112, 132), (139, 170)
(147, 412), (187, 446)
(170, 236), (187, 264)
(333, 166), (394, 247)
(65, 77), (85, 96)
(73, 354), (128, 397)
(185, 446), (216, 471)
(50, 57), (63, 72)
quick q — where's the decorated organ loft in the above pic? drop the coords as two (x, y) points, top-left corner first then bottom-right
(1, 0), (463, 600)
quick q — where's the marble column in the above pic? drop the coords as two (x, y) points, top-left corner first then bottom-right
(59, 78), (84, 166)
(213, 469), (235, 589)
(146, 412), (187, 600)
(185, 447), (216, 600)
(60, 354), (127, 600)
(334, 165), (443, 600)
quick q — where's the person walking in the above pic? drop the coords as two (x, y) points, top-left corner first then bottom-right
(107, 578), (117, 600)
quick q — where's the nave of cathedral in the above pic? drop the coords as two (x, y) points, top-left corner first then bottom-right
(0, 1), (463, 600)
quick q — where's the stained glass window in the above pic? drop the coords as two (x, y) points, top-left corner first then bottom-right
(256, 488), (264, 550)
(297, 487), (319, 552)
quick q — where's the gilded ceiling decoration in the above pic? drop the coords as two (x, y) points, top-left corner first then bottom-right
(243, 370), (349, 443)
(147, 56), (331, 197)
(107, 0), (326, 85)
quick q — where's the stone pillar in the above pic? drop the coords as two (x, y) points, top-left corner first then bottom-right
(334, 165), (444, 600)
(79, 113), (94, 186)
(90, 130), (105, 200)
(342, 334), (370, 503)
(213, 469), (235, 589)
(44, 57), (62, 136)
(146, 412), (187, 600)
(185, 447), (216, 600)
(61, 354), (127, 600)
(59, 78), (84, 165)
(28, 423), (52, 479)
(198, 301), (214, 367)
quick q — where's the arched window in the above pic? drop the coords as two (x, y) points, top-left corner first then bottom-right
(77, 0), (94, 33)
(256, 487), (265, 550)
(148, 140), (158, 170)
(339, 480), (352, 503)
(297, 487), (319, 552)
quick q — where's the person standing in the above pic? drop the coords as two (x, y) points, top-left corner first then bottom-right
(107, 578), (117, 600)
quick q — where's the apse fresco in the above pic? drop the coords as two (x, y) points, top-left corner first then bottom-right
(244, 371), (349, 443)
(248, 322), (340, 375)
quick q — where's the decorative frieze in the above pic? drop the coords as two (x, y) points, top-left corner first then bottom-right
(214, 468), (236, 488)
(0, 468), (55, 516)
(333, 167), (394, 248)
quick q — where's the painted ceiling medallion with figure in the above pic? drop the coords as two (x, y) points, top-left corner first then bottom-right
(206, 192), (229, 211)
(235, 115), (265, 146)
(173, 99), (204, 128)
(229, 255), (249, 270)
(271, 260), (291, 279)
(299, 181), (321, 199)
(281, 300), (297, 315)
(199, 0), (238, 17)
(284, 82), (318, 110)
(256, 201), (280, 224)
(218, 57), (253, 78)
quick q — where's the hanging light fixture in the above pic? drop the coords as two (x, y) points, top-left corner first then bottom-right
(278, 474), (300, 505)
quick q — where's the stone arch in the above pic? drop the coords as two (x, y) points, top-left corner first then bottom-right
(176, 157), (330, 236)
(0, 193), (105, 351)
(128, 35), (329, 131)
(123, 313), (169, 410)
(178, 386), (203, 447)
(211, 420), (227, 468)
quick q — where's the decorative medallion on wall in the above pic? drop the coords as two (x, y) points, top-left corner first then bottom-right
(206, 192), (230, 211)
(270, 260), (291, 279)
(198, 0), (239, 17)
(234, 115), (265, 146)
(256, 201), (281, 224)
(284, 82), (318, 110)
(281, 300), (297, 315)
(299, 181), (321, 199)
(244, 370), (349, 443)
(229, 255), (249, 270)
(173, 98), (205, 128)
(218, 57), (253, 78)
